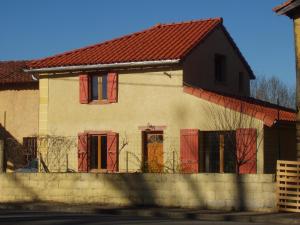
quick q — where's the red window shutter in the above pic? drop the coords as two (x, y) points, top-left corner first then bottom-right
(107, 132), (119, 172)
(180, 129), (199, 173)
(107, 72), (118, 103)
(79, 74), (89, 104)
(236, 128), (257, 174)
(78, 132), (88, 172)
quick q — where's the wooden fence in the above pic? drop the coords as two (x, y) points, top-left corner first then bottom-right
(277, 160), (300, 212)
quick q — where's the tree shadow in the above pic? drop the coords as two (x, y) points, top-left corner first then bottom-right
(0, 124), (26, 171)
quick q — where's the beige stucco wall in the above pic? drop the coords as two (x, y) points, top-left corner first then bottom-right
(39, 69), (264, 173)
(0, 84), (39, 171)
(0, 173), (276, 211)
(183, 26), (251, 96)
(0, 84), (39, 141)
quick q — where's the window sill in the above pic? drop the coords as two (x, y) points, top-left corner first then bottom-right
(89, 169), (108, 173)
(89, 100), (110, 105)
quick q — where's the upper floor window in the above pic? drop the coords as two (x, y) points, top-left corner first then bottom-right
(214, 54), (226, 83)
(91, 74), (108, 101)
(79, 72), (118, 104)
(238, 72), (244, 93)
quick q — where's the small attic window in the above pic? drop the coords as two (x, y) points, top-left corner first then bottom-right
(214, 54), (226, 83)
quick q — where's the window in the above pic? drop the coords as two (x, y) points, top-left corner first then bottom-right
(90, 134), (108, 170)
(91, 74), (108, 101)
(238, 72), (244, 93)
(23, 137), (37, 163)
(78, 132), (119, 172)
(214, 54), (226, 83)
(202, 131), (236, 173)
(79, 72), (118, 104)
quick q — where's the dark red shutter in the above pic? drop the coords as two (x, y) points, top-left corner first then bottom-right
(79, 74), (89, 104)
(236, 128), (257, 174)
(78, 132), (88, 172)
(107, 72), (118, 103)
(107, 132), (119, 172)
(180, 129), (199, 173)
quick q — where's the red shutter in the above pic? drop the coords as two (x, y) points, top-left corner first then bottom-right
(180, 129), (199, 173)
(236, 128), (257, 174)
(107, 132), (119, 172)
(107, 72), (118, 103)
(79, 74), (89, 104)
(78, 132), (88, 172)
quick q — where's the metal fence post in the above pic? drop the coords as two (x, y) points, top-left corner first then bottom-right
(173, 151), (175, 173)
(0, 140), (5, 173)
(126, 151), (128, 173)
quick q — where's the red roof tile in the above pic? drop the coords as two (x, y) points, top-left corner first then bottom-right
(184, 86), (296, 127)
(28, 18), (223, 69)
(273, 0), (295, 12)
(0, 61), (36, 84)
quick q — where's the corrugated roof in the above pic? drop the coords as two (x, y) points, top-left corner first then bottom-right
(184, 86), (296, 127)
(0, 61), (36, 84)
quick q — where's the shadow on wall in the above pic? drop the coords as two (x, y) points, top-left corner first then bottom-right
(0, 124), (26, 171)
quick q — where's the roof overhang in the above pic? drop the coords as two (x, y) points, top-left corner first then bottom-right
(274, 0), (300, 18)
(24, 59), (180, 74)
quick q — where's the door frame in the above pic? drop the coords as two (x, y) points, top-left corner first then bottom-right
(141, 130), (164, 172)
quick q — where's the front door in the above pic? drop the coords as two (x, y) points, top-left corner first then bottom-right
(143, 131), (163, 173)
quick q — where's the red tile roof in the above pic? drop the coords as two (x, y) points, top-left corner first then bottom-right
(273, 0), (295, 12)
(0, 61), (36, 84)
(27, 17), (253, 79)
(184, 86), (296, 127)
(28, 18), (222, 69)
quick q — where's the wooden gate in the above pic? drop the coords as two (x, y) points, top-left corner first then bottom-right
(277, 160), (300, 212)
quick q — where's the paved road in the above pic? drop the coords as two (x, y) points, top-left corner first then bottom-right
(0, 211), (288, 225)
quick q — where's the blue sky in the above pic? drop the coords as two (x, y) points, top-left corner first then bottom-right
(0, 0), (295, 86)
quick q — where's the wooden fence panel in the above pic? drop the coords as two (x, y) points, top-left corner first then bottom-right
(277, 160), (300, 212)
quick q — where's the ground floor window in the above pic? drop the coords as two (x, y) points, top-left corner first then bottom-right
(23, 137), (37, 163)
(201, 131), (236, 173)
(90, 134), (107, 170)
(180, 128), (256, 174)
(78, 132), (118, 173)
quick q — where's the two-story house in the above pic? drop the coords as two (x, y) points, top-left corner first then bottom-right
(25, 18), (296, 174)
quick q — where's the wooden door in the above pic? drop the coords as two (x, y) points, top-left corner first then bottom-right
(144, 131), (163, 173)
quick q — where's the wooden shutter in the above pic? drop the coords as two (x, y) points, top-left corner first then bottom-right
(107, 132), (119, 172)
(107, 72), (118, 103)
(236, 128), (257, 174)
(78, 132), (88, 172)
(180, 129), (199, 173)
(79, 74), (89, 104)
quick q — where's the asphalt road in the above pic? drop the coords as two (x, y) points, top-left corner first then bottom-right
(0, 211), (288, 225)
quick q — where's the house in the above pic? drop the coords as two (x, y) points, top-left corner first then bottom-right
(274, 0), (300, 160)
(0, 61), (39, 171)
(25, 18), (296, 174)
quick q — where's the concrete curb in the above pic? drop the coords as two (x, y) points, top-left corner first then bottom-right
(0, 203), (300, 224)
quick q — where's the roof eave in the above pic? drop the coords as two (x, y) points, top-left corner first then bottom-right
(274, 1), (300, 17)
(24, 59), (181, 73)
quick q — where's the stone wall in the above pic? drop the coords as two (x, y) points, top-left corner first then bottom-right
(0, 173), (276, 211)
